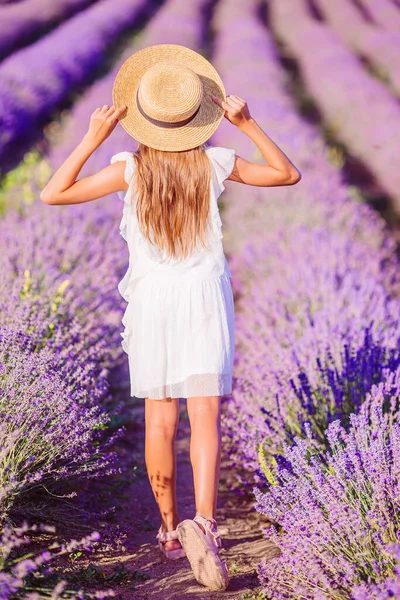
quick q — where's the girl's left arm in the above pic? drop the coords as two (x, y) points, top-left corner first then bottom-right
(40, 104), (128, 205)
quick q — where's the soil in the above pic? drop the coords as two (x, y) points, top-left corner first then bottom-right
(89, 397), (280, 600)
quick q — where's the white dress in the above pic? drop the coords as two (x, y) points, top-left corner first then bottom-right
(110, 145), (236, 400)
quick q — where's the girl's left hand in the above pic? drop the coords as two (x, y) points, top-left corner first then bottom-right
(84, 104), (127, 147)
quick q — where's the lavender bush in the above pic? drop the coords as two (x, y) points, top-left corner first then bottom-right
(0, 325), (122, 515)
(0, 521), (114, 599)
(254, 375), (400, 598)
(225, 224), (400, 469)
(0, 0), (97, 60)
(0, 199), (129, 514)
(0, 200), (127, 359)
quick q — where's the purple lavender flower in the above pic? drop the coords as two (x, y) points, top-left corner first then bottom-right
(254, 396), (400, 598)
(0, 521), (115, 599)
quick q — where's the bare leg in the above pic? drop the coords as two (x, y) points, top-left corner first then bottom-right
(186, 396), (221, 527)
(145, 396), (181, 551)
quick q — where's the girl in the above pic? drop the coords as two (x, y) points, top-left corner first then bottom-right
(41, 44), (301, 592)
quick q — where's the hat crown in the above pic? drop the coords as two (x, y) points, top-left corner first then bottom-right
(137, 61), (203, 124)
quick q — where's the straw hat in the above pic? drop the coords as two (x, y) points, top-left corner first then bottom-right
(112, 44), (227, 152)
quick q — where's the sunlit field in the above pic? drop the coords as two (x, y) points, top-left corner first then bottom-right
(1, 0), (399, 598)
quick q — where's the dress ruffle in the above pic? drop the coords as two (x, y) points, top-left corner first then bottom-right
(206, 146), (235, 242)
(205, 146), (236, 197)
(110, 151), (136, 244)
(110, 151), (136, 200)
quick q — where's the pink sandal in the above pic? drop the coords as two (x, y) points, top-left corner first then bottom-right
(156, 526), (186, 560)
(176, 514), (229, 591)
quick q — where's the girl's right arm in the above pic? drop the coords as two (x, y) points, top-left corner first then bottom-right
(211, 94), (301, 187)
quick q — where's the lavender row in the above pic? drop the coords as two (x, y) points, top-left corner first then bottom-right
(269, 0), (400, 213)
(358, 0), (400, 31)
(211, 0), (400, 594)
(0, 0), (212, 519)
(211, 0), (399, 471)
(314, 0), (400, 96)
(0, 6), (146, 510)
(212, 0), (400, 471)
(0, 196), (131, 516)
(0, 0), (153, 168)
(0, 0), (97, 60)
(211, 1), (390, 256)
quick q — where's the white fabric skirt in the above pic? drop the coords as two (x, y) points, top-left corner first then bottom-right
(120, 270), (235, 400)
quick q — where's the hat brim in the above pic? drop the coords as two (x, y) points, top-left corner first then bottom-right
(112, 44), (226, 152)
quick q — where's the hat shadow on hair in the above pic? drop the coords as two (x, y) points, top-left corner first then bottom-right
(188, 74), (224, 129)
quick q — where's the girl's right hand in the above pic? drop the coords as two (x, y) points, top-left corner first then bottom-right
(211, 94), (252, 128)
(84, 104), (127, 147)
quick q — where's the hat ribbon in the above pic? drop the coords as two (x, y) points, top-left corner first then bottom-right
(136, 89), (201, 129)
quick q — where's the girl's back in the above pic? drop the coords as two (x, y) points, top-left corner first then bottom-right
(110, 145), (236, 298)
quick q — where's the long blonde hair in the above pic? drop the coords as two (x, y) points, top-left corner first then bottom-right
(132, 143), (212, 261)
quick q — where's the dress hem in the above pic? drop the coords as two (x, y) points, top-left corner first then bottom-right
(130, 373), (233, 400)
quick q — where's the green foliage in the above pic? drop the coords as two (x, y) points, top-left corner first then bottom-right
(242, 590), (268, 600)
(0, 152), (52, 216)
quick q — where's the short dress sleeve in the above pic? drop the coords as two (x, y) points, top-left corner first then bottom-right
(205, 146), (236, 198)
(110, 151), (136, 203)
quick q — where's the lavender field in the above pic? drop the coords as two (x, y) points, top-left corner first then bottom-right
(1, 0), (399, 598)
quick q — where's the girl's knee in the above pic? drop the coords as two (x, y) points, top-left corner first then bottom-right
(187, 396), (221, 423)
(145, 397), (179, 437)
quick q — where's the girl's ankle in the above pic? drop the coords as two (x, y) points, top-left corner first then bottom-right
(195, 511), (217, 525)
(161, 514), (181, 532)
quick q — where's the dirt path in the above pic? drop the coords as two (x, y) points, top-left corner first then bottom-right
(87, 388), (280, 600)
